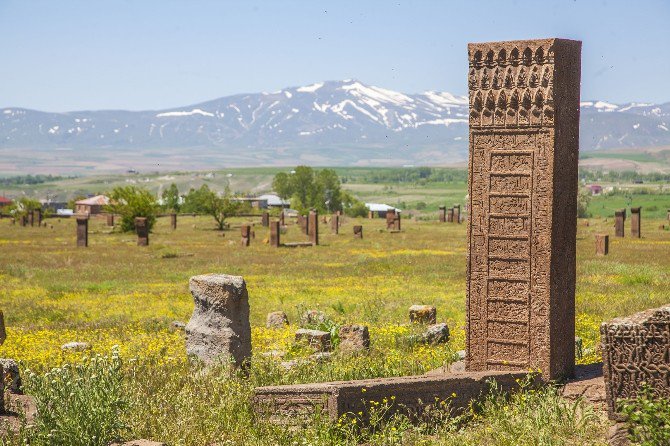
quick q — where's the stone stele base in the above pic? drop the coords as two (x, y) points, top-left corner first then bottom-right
(254, 370), (529, 424)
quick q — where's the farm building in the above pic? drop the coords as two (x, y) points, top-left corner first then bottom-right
(365, 203), (401, 218)
(234, 194), (290, 209)
(75, 195), (110, 215)
(588, 184), (603, 195)
(0, 196), (13, 208)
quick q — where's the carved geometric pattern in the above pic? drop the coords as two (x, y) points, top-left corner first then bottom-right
(466, 39), (581, 380)
(601, 306), (670, 420)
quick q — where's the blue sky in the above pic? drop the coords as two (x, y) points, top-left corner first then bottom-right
(1, 0), (668, 111)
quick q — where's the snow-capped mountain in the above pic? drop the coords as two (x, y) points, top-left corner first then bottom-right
(1, 79), (669, 168)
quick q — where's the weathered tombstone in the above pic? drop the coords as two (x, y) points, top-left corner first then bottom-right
(353, 225), (363, 239)
(170, 213), (177, 230)
(630, 207), (641, 238)
(308, 210), (319, 245)
(453, 205), (461, 224)
(0, 310), (6, 346)
(279, 211), (285, 227)
(614, 210), (625, 238)
(295, 328), (331, 352)
(447, 208), (454, 223)
(298, 214), (308, 234)
(19, 215), (27, 227)
(266, 311), (289, 328)
(27, 211), (34, 227)
(386, 209), (396, 230)
(34, 209), (42, 226)
(339, 325), (370, 352)
(76, 216), (88, 247)
(466, 38), (581, 380)
(395, 212), (401, 231)
(368, 210), (374, 219)
(595, 234), (609, 256)
(601, 305), (670, 420)
(261, 211), (270, 227)
(409, 305), (437, 324)
(439, 206), (447, 223)
(106, 214), (115, 226)
(331, 214), (339, 234)
(135, 217), (149, 246)
(185, 274), (252, 368)
(241, 224), (251, 247)
(270, 221), (280, 247)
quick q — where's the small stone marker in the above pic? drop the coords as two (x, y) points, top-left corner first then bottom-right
(466, 38), (581, 380)
(308, 210), (319, 245)
(422, 323), (450, 344)
(34, 209), (42, 226)
(266, 311), (289, 328)
(170, 213), (177, 230)
(27, 211), (34, 227)
(185, 274), (252, 367)
(353, 225), (363, 239)
(295, 328), (331, 351)
(439, 206), (446, 223)
(601, 305), (670, 420)
(447, 208), (454, 222)
(331, 214), (339, 234)
(453, 204), (461, 224)
(135, 217), (149, 246)
(279, 211), (285, 226)
(386, 209), (396, 230)
(368, 210), (374, 219)
(409, 305), (437, 324)
(0, 358), (21, 393)
(298, 214), (308, 234)
(20, 215), (27, 227)
(614, 209), (625, 237)
(630, 206), (641, 238)
(595, 234), (609, 256)
(106, 214), (114, 226)
(76, 216), (88, 247)
(0, 311), (6, 346)
(300, 309), (327, 326)
(241, 224), (251, 247)
(270, 220), (280, 247)
(338, 324), (370, 352)
(261, 211), (270, 227)
(61, 341), (91, 351)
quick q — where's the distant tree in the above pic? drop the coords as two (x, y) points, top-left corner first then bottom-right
(341, 191), (367, 217)
(105, 186), (158, 232)
(272, 172), (291, 200)
(8, 197), (42, 218)
(161, 183), (181, 212)
(577, 188), (591, 218)
(182, 184), (239, 230)
(272, 166), (345, 213)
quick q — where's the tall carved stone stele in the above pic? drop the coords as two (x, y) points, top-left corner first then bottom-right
(135, 217), (149, 246)
(170, 213), (177, 230)
(630, 207), (641, 238)
(447, 208), (454, 223)
(241, 224), (251, 247)
(331, 214), (339, 234)
(261, 211), (270, 227)
(614, 210), (625, 237)
(453, 204), (461, 224)
(270, 221), (280, 247)
(76, 216), (88, 247)
(466, 38), (581, 381)
(308, 210), (319, 245)
(602, 305), (670, 420)
(439, 206), (447, 223)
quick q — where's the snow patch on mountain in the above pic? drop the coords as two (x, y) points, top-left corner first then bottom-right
(156, 108), (214, 118)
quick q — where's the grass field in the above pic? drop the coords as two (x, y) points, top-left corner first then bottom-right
(1, 209), (669, 444)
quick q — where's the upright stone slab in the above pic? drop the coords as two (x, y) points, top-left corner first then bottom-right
(270, 221), (280, 247)
(331, 214), (339, 234)
(308, 210), (319, 245)
(279, 211), (285, 227)
(34, 209), (42, 226)
(602, 305), (670, 420)
(630, 207), (641, 238)
(447, 208), (454, 223)
(185, 274), (252, 368)
(386, 209), (396, 230)
(76, 217), (89, 247)
(595, 234), (609, 256)
(241, 224), (251, 247)
(353, 225), (363, 239)
(453, 205), (461, 224)
(298, 215), (308, 234)
(27, 211), (34, 227)
(106, 214), (115, 226)
(466, 38), (581, 380)
(135, 217), (149, 246)
(439, 206), (447, 223)
(261, 212), (270, 227)
(170, 213), (177, 230)
(614, 210), (625, 238)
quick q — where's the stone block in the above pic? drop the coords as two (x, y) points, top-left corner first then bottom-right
(596, 234), (609, 255)
(135, 217), (149, 246)
(295, 328), (331, 352)
(353, 225), (363, 239)
(409, 305), (437, 325)
(170, 213), (177, 230)
(615, 210), (625, 237)
(270, 221), (280, 247)
(339, 325), (370, 352)
(601, 305), (670, 420)
(308, 210), (319, 245)
(76, 217), (88, 247)
(266, 311), (289, 328)
(421, 323), (450, 344)
(185, 274), (252, 367)
(630, 207), (641, 238)
(0, 359), (21, 394)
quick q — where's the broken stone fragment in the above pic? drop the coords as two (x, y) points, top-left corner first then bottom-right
(266, 311), (289, 329)
(338, 325), (370, 352)
(61, 342), (91, 352)
(295, 328), (331, 352)
(0, 359), (21, 393)
(299, 309), (328, 327)
(422, 323), (450, 344)
(409, 305), (437, 324)
(185, 274), (252, 368)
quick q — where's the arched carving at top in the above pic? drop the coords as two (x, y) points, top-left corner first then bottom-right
(480, 68), (490, 89)
(510, 48), (520, 66)
(535, 47), (545, 64)
(497, 49), (507, 66)
(485, 50), (495, 68)
(473, 50), (483, 67)
(522, 47), (533, 66)
(529, 66), (540, 88)
(504, 68), (515, 89)
(517, 67), (527, 87)
(492, 68), (503, 90)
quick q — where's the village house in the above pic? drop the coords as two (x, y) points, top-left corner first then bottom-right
(75, 195), (110, 215)
(0, 196), (13, 209)
(365, 203), (401, 218)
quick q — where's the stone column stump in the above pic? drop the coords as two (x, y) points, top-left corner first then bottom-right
(241, 224), (251, 247)
(439, 206), (447, 223)
(106, 214), (115, 226)
(185, 274), (252, 367)
(331, 214), (339, 234)
(353, 225), (363, 239)
(261, 212), (270, 227)
(270, 221), (280, 247)
(615, 210), (625, 238)
(76, 216), (89, 247)
(170, 213), (177, 230)
(630, 207), (641, 238)
(135, 217), (149, 246)
(308, 210), (319, 246)
(595, 234), (609, 256)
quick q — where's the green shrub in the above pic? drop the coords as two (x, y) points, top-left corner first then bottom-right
(25, 348), (127, 446)
(620, 384), (670, 445)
